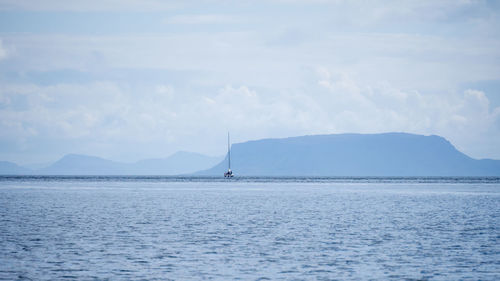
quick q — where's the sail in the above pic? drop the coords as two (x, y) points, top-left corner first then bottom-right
(228, 132), (231, 170)
(224, 132), (234, 177)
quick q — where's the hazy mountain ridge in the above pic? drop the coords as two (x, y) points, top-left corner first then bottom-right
(0, 161), (32, 175)
(129, 151), (223, 175)
(0, 151), (222, 175)
(199, 133), (500, 176)
(2, 133), (499, 176)
(39, 154), (127, 175)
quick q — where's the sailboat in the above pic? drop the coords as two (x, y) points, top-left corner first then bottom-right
(224, 132), (234, 177)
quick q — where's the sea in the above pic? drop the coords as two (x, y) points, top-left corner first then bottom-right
(0, 176), (499, 280)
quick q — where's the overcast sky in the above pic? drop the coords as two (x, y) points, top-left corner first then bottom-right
(0, 0), (499, 164)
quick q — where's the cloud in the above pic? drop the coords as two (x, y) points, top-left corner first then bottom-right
(311, 68), (500, 158)
(0, 82), (125, 139)
(0, 39), (7, 60)
(1, 0), (499, 163)
(3, 0), (495, 27)
(4, 25), (498, 93)
(1, 69), (500, 163)
(163, 14), (240, 25)
(0, 0), (181, 11)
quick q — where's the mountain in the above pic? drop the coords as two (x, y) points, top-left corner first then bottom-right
(198, 133), (500, 176)
(39, 154), (128, 175)
(36, 152), (222, 175)
(0, 161), (32, 175)
(22, 162), (52, 170)
(130, 151), (222, 175)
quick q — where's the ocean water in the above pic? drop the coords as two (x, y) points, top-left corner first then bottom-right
(0, 176), (499, 280)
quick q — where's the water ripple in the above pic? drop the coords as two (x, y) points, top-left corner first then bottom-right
(0, 178), (499, 280)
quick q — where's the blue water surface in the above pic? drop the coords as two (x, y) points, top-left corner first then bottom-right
(0, 176), (499, 280)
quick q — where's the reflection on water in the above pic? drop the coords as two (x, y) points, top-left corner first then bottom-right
(1, 177), (499, 280)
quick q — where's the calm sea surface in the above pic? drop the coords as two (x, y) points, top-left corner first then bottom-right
(1, 176), (499, 280)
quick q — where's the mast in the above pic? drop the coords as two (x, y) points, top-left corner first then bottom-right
(228, 132), (231, 170)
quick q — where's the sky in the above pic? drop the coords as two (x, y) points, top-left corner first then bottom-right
(0, 0), (499, 164)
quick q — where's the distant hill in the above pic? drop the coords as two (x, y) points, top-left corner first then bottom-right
(34, 152), (222, 175)
(39, 154), (127, 175)
(198, 133), (500, 176)
(0, 161), (32, 175)
(130, 151), (222, 175)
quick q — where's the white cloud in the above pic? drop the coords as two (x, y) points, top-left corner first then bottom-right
(4, 28), (499, 93)
(310, 69), (500, 158)
(163, 14), (241, 25)
(0, 82), (125, 139)
(0, 39), (7, 61)
(1, 0), (500, 162)
(1, 70), (500, 162)
(0, 0), (181, 11)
